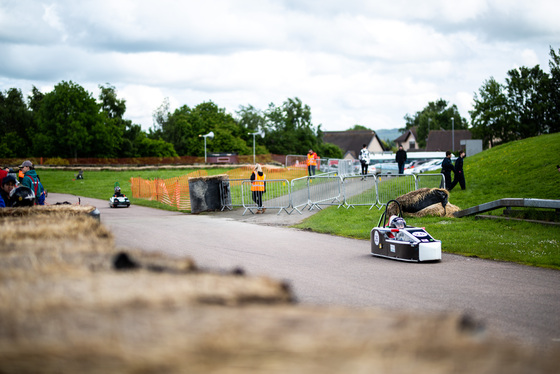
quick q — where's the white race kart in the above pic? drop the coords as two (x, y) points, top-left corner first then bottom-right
(109, 195), (130, 208)
(371, 200), (441, 262)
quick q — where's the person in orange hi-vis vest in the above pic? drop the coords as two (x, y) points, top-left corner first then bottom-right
(250, 163), (266, 214)
(306, 149), (318, 176)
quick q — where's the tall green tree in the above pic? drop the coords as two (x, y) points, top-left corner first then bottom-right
(505, 65), (550, 139)
(154, 100), (252, 156)
(34, 81), (101, 158)
(548, 47), (560, 134)
(263, 97), (320, 155)
(470, 48), (560, 148)
(94, 84), (127, 157)
(470, 77), (513, 147)
(402, 99), (468, 148)
(347, 124), (371, 131)
(236, 104), (269, 155)
(0, 88), (34, 157)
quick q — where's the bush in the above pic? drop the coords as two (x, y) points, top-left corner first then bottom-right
(44, 157), (70, 165)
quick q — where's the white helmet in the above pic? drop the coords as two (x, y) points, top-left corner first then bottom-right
(389, 215), (406, 229)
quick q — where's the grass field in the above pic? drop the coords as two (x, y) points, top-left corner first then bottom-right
(36, 133), (560, 269)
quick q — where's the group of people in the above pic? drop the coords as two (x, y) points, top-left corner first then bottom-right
(441, 150), (466, 191)
(0, 160), (46, 207)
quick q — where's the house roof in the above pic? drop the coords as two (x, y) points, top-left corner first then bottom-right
(394, 127), (418, 144)
(425, 130), (472, 151)
(323, 130), (385, 157)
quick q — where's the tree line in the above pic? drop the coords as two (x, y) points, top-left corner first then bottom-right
(402, 47), (560, 149)
(470, 47), (560, 147)
(0, 82), (343, 160)
(2, 46), (558, 159)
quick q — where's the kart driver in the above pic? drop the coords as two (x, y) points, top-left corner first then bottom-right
(114, 186), (124, 197)
(389, 215), (406, 229)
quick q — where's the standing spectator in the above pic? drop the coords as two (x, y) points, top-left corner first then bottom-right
(441, 151), (455, 190)
(358, 144), (370, 179)
(395, 145), (407, 174)
(250, 163), (266, 214)
(306, 149), (318, 176)
(449, 150), (466, 191)
(0, 175), (17, 207)
(19, 160), (46, 205)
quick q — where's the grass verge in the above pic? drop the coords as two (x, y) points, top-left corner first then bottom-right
(293, 206), (560, 269)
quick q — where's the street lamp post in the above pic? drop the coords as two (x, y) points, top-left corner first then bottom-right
(199, 131), (214, 163)
(451, 118), (455, 152)
(426, 117), (432, 143)
(249, 130), (265, 164)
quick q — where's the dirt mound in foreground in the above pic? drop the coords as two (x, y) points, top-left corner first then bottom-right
(0, 207), (557, 373)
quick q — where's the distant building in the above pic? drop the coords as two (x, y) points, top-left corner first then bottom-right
(394, 127), (420, 151)
(323, 130), (386, 160)
(425, 130), (472, 152)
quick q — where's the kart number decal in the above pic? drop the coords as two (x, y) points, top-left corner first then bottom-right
(390, 244), (395, 253)
(412, 231), (428, 237)
(374, 231), (380, 246)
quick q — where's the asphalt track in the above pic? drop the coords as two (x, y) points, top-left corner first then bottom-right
(51, 193), (560, 349)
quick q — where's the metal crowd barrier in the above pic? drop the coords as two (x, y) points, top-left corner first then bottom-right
(375, 174), (417, 207)
(220, 173), (445, 215)
(336, 159), (355, 176)
(290, 176), (311, 213)
(241, 179), (291, 215)
(220, 178), (245, 211)
(416, 173), (445, 189)
(341, 174), (378, 209)
(307, 174), (344, 211)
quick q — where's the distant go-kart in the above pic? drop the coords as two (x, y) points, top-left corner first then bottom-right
(370, 200), (441, 262)
(109, 195), (130, 208)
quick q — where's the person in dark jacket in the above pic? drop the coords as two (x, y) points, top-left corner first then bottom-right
(1, 175), (18, 207)
(449, 150), (466, 191)
(441, 151), (455, 190)
(395, 145), (407, 174)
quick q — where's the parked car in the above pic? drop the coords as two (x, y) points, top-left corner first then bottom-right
(403, 160), (428, 174)
(410, 159), (443, 174)
(375, 162), (413, 175)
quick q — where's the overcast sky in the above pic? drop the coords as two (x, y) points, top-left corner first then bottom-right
(1, 0), (559, 132)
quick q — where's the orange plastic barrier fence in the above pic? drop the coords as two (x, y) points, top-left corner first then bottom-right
(130, 170), (208, 211)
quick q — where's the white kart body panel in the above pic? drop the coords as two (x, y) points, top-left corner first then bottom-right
(418, 241), (442, 261)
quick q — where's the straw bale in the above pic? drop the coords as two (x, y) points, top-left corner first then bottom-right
(1, 205), (558, 373)
(0, 305), (557, 374)
(407, 202), (462, 218)
(0, 204), (96, 218)
(387, 188), (458, 218)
